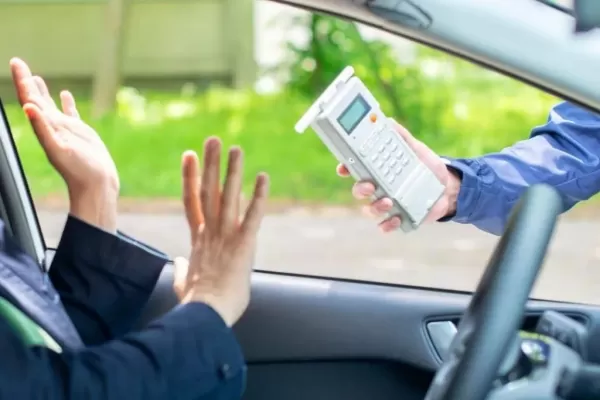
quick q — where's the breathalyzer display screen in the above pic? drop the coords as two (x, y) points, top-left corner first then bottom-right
(337, 94), (370, 134)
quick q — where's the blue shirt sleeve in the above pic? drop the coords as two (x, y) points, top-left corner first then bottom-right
(442, 101), (600, 235)
(0, 301), (246, 400)
(49, 216), (169, 345)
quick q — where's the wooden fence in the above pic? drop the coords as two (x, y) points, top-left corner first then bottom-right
(0, 0), (256, 100)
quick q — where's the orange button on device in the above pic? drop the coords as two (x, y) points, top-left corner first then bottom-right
(369, 113), (377, 123)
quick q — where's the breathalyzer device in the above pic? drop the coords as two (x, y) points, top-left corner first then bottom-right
(294, 66), (445, 233)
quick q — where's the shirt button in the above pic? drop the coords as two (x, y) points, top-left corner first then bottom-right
(219, 363), (234, 380)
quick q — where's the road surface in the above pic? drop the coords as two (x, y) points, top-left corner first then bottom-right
(37, 208), (600, 306)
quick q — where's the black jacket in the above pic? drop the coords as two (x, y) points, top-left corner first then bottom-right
(0, 216), (245, 399)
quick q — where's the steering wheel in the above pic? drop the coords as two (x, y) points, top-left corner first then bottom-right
(424, 184), (563, 400)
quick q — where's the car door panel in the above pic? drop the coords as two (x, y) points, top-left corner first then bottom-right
(244, 361), (430, 400)
(132, 264), (600, 399)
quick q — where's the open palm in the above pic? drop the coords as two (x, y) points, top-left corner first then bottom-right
(10, 58), (119, 196)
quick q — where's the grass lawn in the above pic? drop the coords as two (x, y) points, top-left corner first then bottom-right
(9, 87), (588, 210)
(8, 89), (356, 204)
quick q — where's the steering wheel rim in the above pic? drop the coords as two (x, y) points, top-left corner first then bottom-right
(424, 184), (563, 400)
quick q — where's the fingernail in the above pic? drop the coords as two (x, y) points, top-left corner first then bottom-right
(380, 217), (401, 233)
(371, 204), (389, 216)
(205, 141), (217, 153)
(375, 198), (393, 213)
(23, 107), (34, 119)
(357, 183), (373, 195)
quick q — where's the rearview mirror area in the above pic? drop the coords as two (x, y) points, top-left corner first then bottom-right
(574, 0), (600, 33)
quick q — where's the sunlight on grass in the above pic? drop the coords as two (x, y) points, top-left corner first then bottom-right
(8, 86), (564, 204)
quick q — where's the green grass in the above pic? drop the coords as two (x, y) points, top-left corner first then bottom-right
(10, 88), (356, 203)
(8, 86), (561, 204)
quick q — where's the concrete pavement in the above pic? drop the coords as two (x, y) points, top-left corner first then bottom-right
(37, 208), (600, 306)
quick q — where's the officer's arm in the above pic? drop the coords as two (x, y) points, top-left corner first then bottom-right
(442, 102), (600, 235)
(49, 216), (169, 345)
(0, 302), (245, 400)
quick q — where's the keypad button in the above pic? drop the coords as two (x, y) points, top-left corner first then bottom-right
(389, 159), (397, 168)
(385, 136), (393, 145)
(395, 166), (403, 176)
(369, 133), (381, 146)
(396, 151), (404, 159)
(375, 160), (384, 169)
(402, 157), (409, 166)
(382, 152), (391, 161)
(390, 143), (398, 152)
(378, 145), (385, 153)
(371, 154), (379, 163)
(383, 167), (391, 176)
(360, 133), (377, 156)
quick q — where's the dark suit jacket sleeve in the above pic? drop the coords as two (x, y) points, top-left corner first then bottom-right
(49, 216), (169, 345)
(440, 101), (600, 235)
(0, 301), (246, 400)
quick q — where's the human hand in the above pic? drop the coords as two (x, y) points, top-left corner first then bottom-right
(173, 137), (269, 327)
(10, 58), (120, 233)
(336, 119), (461, 232)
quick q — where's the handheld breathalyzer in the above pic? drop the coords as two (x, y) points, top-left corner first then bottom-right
(294, 66), (445, 233)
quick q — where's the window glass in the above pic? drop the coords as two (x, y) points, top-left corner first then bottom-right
(11, 1), (600, 305)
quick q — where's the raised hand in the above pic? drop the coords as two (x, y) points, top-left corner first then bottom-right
(174, 137), (269, 327)
(181, 150), (204, 244)
(337, 119), (461, 232)
(10, 57), (120, 232)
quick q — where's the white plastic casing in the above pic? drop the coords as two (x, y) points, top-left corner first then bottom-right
(295, 66), (445, 233)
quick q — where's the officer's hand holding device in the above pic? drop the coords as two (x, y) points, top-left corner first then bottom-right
(295, 66), (449, 232)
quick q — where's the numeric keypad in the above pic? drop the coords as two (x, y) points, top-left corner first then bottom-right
(359, 127), (413, 187)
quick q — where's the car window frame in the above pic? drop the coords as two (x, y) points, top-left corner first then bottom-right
(0, 98), (46, 267)
(279, 0), (600, 114)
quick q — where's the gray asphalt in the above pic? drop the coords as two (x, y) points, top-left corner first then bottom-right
(36, 209), (600, 306)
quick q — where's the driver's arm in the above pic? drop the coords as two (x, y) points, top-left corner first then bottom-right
(0, 302), (245, 399)
(49, 216), (169, 346)
(442, 101), (600, 235)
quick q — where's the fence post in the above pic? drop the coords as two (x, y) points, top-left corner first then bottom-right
(226, 0), (256, 89)
(91, 0), (130, 119)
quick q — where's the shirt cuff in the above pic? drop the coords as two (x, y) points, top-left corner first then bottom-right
(53, 216), (169, 290)
(155, 302), (247, 394)
(439, 157), (484, 224)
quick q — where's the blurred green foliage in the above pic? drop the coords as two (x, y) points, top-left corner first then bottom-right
(13, 11), (561, 202)
(11, 89), (358, 202)
(276, 12), (559, 155)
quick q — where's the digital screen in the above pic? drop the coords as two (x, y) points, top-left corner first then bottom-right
(337, 95), (370, 134)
